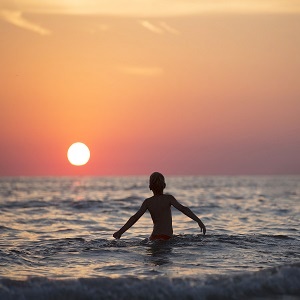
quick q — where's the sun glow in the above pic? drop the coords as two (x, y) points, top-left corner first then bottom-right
(67, 142), (90, 166)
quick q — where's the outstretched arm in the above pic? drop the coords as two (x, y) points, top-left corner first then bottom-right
(113, 200), (148, 239)
(170, 196), (206, 235)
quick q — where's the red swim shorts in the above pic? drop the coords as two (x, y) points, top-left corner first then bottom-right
(149, 234), (172, 241)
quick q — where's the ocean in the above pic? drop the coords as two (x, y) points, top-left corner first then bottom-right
(0, 175), (299, 299)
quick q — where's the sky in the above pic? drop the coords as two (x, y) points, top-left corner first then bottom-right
(0, 0), (300, 176)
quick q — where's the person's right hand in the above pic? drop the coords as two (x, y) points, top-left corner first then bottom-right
(113, 231), (122, 239)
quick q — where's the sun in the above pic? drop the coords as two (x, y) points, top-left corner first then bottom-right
(67, 142), (90, 166)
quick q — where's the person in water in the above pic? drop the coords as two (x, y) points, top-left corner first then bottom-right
(113, 172), (206, 241)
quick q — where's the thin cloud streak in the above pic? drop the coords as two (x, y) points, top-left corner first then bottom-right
(139, 20), (164, 34)
(0, 9), (51, 35)
(88, 24), (110, 34)
(139, 20), (180, 35)
(158, 22), (180, 35)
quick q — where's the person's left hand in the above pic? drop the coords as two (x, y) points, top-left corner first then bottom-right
(198, 223), (206, 235)
(202, 225), (206, 235)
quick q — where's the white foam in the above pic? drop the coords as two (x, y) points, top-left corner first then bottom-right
(0, 263), (299, 300)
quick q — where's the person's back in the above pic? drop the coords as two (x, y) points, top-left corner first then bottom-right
(146, 194), (174, 238)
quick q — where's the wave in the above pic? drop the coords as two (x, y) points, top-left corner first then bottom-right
(2, 234), (298, 258)
(0, 196), (142, 210)
(0, 263), (299, 300)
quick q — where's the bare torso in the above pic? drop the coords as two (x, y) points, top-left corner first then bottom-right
(145, 194), (173, 237)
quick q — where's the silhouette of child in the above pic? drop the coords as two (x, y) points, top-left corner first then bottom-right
(113, 172), (206, 240)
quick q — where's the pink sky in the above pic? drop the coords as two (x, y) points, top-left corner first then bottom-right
(0, 1), (300, 175)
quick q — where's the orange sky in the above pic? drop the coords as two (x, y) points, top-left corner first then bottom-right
(0, 1), (300, 175)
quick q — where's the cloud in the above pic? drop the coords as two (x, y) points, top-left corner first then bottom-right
(0, 0), (299, 16)
(118, 65), (164, 76)
(158, 22), (180, 35)
(139, 20), (164, 34)
(88, 24), (110, 34)
(0, 10), (51, 35)
(139, 20), (180, 35)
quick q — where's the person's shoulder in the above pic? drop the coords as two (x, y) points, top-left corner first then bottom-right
(161, 193), (176, 203)
(144, 196), (153, 201)
(164, 194), (178, 204)
(143, 197), (153, 204)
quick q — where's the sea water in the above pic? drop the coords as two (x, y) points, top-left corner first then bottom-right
(0, 176), (299, 299)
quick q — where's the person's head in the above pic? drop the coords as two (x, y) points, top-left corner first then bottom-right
(149, 172), (166, 194)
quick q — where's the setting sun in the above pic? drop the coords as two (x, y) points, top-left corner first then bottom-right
(67, 142), (90, 166)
